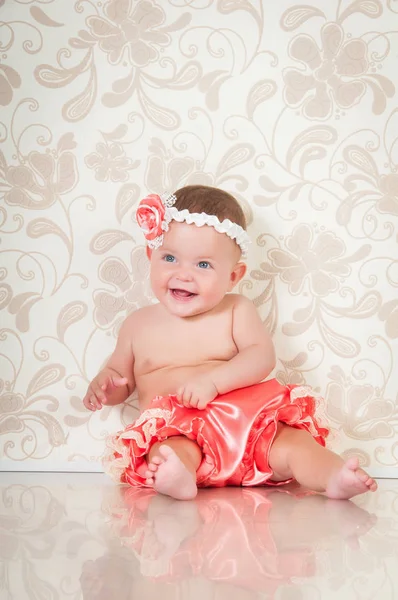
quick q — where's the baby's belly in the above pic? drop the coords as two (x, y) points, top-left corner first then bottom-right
(136, 361), (226, 410)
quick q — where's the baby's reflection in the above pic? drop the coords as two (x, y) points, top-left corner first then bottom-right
(81, 486), (377, 599)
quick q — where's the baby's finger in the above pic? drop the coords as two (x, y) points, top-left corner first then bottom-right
(92, 381), (106, 402)
(91, 393), (102, 410)
(189, 396), (199, 409)
(83, 394), (95, 411)
(85, 393), (99, 411)
(99, 376), (112, 392)
(182, 389), (192, 407)
(88, 383), (103, 408)
(197, 398), (209, 410)
(112, 376), (128, 387)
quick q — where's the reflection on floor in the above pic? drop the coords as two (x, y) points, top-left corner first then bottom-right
(0, 473), (397, 599)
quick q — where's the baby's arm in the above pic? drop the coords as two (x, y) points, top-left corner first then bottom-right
(83, 316), (135, 411)
(211, 295), (276, 395)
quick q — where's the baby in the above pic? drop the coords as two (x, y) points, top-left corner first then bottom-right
(83, 185), (377, 501)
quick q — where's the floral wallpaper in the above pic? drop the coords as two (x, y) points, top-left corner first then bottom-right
(1, 0), (397, 475)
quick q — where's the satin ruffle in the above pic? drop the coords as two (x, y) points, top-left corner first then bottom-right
(103, 379), (329, 488)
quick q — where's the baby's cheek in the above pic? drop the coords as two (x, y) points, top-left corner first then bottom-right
(203, 275), (219, 292)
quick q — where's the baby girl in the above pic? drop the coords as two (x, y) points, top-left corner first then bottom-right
(83, 185), (377, 501)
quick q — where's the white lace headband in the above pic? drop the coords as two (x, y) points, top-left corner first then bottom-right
(136, 192), (250, 258)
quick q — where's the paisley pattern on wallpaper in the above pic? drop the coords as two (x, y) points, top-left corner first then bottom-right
(0, 0), (397, 472)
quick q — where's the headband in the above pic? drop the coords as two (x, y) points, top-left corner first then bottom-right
(136, 192), (250, 258)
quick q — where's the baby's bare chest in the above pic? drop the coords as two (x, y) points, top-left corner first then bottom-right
(133, 310), (237, 374)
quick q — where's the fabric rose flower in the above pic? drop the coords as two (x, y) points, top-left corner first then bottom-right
(136, 194), (165, 241)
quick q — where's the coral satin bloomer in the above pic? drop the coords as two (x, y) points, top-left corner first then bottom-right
(103, 379), (329, 488)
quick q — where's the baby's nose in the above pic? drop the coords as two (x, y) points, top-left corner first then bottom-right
(176, 269), (193, 282)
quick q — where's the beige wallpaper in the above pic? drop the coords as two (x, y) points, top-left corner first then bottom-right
(0, 0), (397, 475)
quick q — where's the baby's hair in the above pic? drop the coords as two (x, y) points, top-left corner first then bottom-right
(173, 185), (247, 230)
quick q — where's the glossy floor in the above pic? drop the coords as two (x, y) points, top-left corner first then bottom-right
(1, 473), (397, 599)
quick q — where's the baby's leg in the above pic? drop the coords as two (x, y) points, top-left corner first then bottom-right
(268, 424), (377, 499)
(145, 436), (202, 500)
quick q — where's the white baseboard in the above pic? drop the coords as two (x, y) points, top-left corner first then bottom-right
(366, 467), (398, 479)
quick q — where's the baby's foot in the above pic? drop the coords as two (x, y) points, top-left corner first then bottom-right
(145, 445), (197, 500)
(326, 457), (378, 500)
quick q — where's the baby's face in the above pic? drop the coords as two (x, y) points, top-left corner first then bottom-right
(149, 221), (245, 318)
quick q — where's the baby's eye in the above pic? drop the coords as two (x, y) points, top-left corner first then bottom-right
(164, 254), (176, 263)
(198, 261), (211, 269)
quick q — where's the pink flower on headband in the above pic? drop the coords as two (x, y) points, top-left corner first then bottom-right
(136, 194), (165, 241)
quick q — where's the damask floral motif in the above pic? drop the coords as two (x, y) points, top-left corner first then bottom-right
(1, 135), (78, 209)
(93, 247), (153, 331)
(336, 145), (398, 230)
(283, 22), (394, 119)
(0, 367), (67, 460)
(378, 174), (398, 216)
(276, 367), (306, 387)
(275, 352), (312, 387)
(34, 1), (192, 123)
(379, 299), (398, 339)
(0, 64), (21, 106)
(86, 0), (170, 66)
(266, 224), (350, 297)
(145, 141), (196, 193)
(0, 13), (44, 107)
(85, 142), (137, 182)
(326, 366), (397, 440)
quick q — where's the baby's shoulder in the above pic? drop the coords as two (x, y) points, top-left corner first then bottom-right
(224, 293), (254, 310)
(121, 304), (159, 330)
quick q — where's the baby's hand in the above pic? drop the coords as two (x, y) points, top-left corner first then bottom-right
(177, 376), (218, 410)
(83, 371), (128, 411)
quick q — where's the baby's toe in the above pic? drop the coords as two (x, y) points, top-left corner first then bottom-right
(145, 476), (154, 486)
(356, 468), (371, 483)
(369, 479), (378, 492)
(346, 457), (359, 471)
(147, 463), (158, 472)
(151, 456), (162, 465)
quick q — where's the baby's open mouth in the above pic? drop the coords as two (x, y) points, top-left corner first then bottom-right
(170, 288), (197, 300)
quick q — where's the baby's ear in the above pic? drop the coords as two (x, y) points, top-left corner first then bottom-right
(145, 246), (152, 260)
(229, 262), (247, 289)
